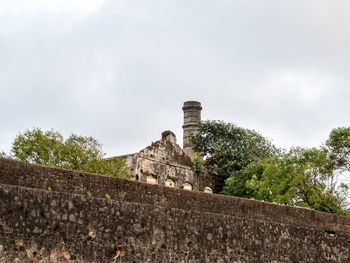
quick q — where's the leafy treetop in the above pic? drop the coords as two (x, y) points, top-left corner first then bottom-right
(191, 120), (349, 216)
(190, 120), (278, 189)
(8, 128), (128, 178)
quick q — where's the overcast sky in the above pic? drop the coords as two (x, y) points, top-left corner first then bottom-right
(1, 0), (350, 158)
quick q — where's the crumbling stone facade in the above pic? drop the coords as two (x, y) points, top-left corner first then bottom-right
(112, 101), (216, 193)
(117, 130), (215, 192)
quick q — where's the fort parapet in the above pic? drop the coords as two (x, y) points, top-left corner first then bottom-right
(0, 157), (350, 262)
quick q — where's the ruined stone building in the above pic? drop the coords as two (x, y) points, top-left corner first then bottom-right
(111, 101), (216, 193)
(2, 107), (350, 262)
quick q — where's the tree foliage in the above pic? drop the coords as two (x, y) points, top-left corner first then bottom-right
(190, 120), (277, 189)
(9, 128), (128, 178)
(326, 127), (350, 172)
(12, 129), (65, 167)
(223, 147), (348, 215)
(192, 120), (350, 216)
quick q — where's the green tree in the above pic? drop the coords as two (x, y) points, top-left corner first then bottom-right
(190, 120), (277, 190)
(9, 128), (128, 178)
(326, 127), (350, 172)
(11, 128), (65, 167)
(59, 134), (105, 170)
(195, 121), (349, 215)
(221, 161), (264, 198)
(223, 147), (349, 215)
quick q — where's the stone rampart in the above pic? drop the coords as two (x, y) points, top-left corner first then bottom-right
(0, 158), (350, 262)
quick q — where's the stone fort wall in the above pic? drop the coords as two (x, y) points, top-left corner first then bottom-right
(0, 158), (350, 262)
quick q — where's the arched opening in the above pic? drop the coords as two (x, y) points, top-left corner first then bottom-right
(146, 175), (157, 185)
(165, 178), (175, 188)
(182, 182), (193, 191)
(204, 187), (213, 194)
(135, 174), (139, 181)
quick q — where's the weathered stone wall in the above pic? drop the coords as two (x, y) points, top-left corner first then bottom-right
(1, 158), (350, 262)
(116, 131), (216, 192)
(132, 155), (199, 189)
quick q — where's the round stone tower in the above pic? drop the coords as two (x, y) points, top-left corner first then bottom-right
(182, 101), (202, 158)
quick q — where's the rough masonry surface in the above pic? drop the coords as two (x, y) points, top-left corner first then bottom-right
(0, 158), (350, 262)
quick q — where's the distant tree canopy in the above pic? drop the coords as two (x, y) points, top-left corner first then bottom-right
(6, 128), (128, 179)
(191, 121), (349, 216)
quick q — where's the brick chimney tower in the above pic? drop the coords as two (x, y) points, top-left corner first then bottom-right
(182, 101), (202, 158)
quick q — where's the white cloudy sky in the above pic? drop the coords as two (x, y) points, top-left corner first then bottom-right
(1, 0), (350, 158)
